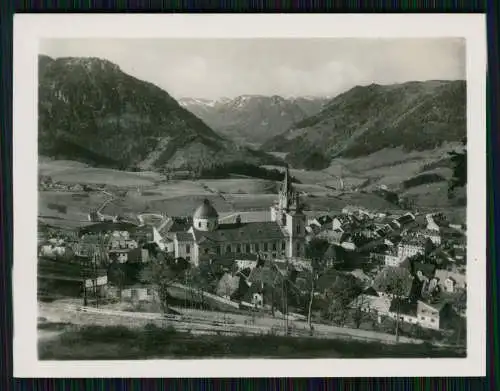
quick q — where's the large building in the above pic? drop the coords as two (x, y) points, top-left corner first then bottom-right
(174, 168), (307, 266)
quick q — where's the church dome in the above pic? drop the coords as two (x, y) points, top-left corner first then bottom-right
(193, 199), (219, 219)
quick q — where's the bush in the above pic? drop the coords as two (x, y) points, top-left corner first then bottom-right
(198, 162), (300, 183)
(76, 325), (136, 342)
(402, 173), (445, 189)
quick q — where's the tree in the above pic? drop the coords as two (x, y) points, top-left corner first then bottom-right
(108, 263), (126, 300)
(351, 294), (371, 329)
(216, 273), (238, 298)
(305, 238), (330, 263)
(189, 264), (218, 309)
(324, 276), (362, 327)
(139, 253), (179, 313)
(448, 138), (467, 197)
(424, 238), (435, 257)
(385, 271), (412, 342)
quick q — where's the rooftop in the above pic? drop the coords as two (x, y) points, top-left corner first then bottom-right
(193, 199), (219, 219)
(435, 269), (467, 288)
(315, 215), (333, 225)
(175, 231), (194, 242)
(192, 221), (286, 244)
(389, 298), (418, 317)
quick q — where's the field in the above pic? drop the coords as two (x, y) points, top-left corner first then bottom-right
(38, 156), (464, 229)
(38, 323), (465, 360)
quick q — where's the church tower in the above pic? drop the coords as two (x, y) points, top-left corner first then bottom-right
(270, 167), (306, 258)
(271, 166), (296, 225)
(285, 192), (306, 258)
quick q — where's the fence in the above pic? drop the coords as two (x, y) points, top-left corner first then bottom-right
(45, 303), (425, 344)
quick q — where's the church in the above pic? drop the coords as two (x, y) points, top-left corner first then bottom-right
(173, 168), (307, 266)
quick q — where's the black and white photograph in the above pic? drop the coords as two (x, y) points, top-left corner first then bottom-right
(13, 14), (486, 377)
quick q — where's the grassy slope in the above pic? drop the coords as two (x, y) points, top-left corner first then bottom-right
(38, 55), (279, 172)
(38, 324), (465, 360)
(262, 80), (466, 170)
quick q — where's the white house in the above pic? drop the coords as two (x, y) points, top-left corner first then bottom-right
(119, 285), (157, 302)
(384, 253), (403, 267)
(235, 259), (259, 271)
(417, 229), (442, 246)
(349, 294), (392, 324)
(435, 269), (467, 293)
(397, 237), (426, 260)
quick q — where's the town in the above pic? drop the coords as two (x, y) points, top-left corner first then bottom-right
(38, 167), (467, 350)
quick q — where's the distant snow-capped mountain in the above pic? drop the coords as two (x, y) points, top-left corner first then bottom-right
(179, 95), (329, 146)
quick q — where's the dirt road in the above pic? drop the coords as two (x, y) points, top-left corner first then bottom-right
(38, 301), (423, 344)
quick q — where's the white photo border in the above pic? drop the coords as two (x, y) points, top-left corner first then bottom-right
(13, 13), (487, 378)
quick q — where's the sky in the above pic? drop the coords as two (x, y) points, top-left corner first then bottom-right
(40, 38), (466, 100)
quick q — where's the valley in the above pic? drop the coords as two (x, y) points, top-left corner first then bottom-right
(36, 52), (467, 360)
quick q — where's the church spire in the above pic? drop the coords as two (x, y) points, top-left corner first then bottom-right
(283, 165), (291, 194)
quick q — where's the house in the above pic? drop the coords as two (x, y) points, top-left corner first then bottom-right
(84, 274), (108, 296)
(397, 237), (427, 260)
(39, 244), (67, 259)
(374, 222), (394, 238)
(426, 214), (441, 231)
(109, 230), (138, 250)
(114, 284), (157, 303)
(388, 299), (419, 325)
(309, 215), (333, 229)
(372, 267), (415, 298)
(235, 256), (259, 271)
(416, 229), (442, 245)
(381, 249), (402, 267)
(288, 258), (313, 272)
(131, 225), (167, 251)
(239, 281), (265, 309)
(349, 294), (392, 323)
(342, 205), (372, 219)
(392, 212), (416, 229)
(174, 231), (196, 264)
(305, 224), (322, 235)
(416, 299), (455, 330)
(317, 229), (347, 245)
(331, 215), (354, 232)
(435, 269), (467, 293)
(76, 234), (108, 263)
(108, 249), (129, 263)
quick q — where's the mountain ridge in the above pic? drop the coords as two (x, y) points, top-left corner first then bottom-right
(38, 55), (281, 172)
(261, 80), (466, 169)
(179, 94), (329, 146)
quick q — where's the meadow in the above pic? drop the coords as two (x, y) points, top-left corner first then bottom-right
(38, 323), (465, 360)
(38, 154), (464, 229)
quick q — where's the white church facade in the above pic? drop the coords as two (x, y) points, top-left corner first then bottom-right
(173, 168), (307, 266)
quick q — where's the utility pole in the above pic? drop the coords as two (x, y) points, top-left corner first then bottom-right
(94, 234), (101, 309)
(78, 242), (88, 307)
